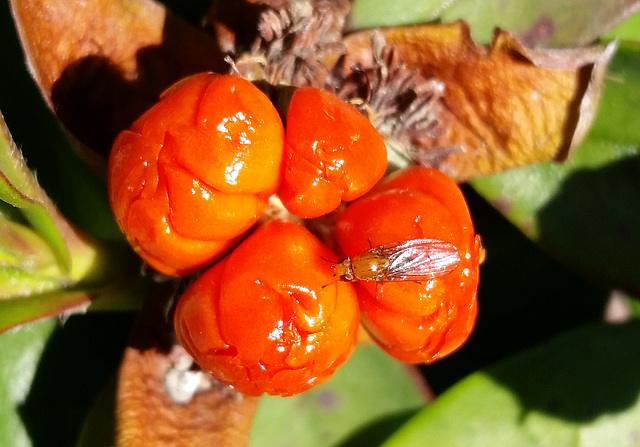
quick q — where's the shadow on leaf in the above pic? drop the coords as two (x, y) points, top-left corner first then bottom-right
(17, 313), (135, 447)
(487, 320), (640, 422)
(337, 408), (420, 447)
(420, 187), (609, 394)
(50, 12), (228, 159)
(536, 154), (640, 295)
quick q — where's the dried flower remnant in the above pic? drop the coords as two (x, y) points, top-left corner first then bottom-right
(328, 30), (461, 171)
(221, 0), (350, 86)
(219, 10), (616, 181)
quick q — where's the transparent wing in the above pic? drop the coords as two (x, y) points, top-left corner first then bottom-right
(376, 238), (460, 280)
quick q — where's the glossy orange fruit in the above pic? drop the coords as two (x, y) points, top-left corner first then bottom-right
(335, 167), (482, 363)
(173, 220), (360, 396)
(108, 73), (285, 275)
(278, 87), (387, 218)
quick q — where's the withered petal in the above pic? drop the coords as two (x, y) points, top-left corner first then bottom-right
(341, 22), (616, 182)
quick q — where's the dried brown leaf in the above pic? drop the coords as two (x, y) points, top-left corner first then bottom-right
(9, 0), (226, 159)
(341, 22), (616, 181)
(117, 291), (258, 447)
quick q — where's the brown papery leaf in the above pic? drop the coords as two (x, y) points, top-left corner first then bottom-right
(117, 291), (258, 447)
(341, 22), (616, 182)
(9, 0), (226, 161)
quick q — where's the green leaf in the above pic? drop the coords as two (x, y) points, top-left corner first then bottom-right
(628, 295), (640, 318)
(471, 42), (640, 294)
(350, 0), (448, 29)
(350, 0), (640, 46)
(0, 217), (58, 270)
(0, 108), (145, 330)
(0, 110), (116, 293)
(438, 0), (640, 45)
(0, 313), (135, 446)
(588, 41), (640, 141)
(0, 113), (70, 272)
(249, 344), (428, 447)
(382, 321), (640, 447)
(0, 318), (56, 447)
(605, 10), (640, 41)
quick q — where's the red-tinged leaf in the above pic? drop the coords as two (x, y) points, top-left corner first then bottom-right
(340, 22), (616, 182)
(0, 273), (148, 335)
(116, 293), (258, 447)
(0, 290), (89, 335)
(9, 0), (227, 159)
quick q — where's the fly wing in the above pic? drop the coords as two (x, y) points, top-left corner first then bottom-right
(377, 238), (460, 280)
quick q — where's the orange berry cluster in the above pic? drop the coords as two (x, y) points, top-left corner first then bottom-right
(108, 73), (481, 396)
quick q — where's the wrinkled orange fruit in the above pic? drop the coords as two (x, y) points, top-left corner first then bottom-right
(335, 167), (482, 363)
(173, 220), (360, 396)
(279, 87), (387, 218)
(108, 73), (284, 275)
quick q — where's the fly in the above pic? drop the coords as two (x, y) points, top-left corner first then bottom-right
(331, 238), (461, 283)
